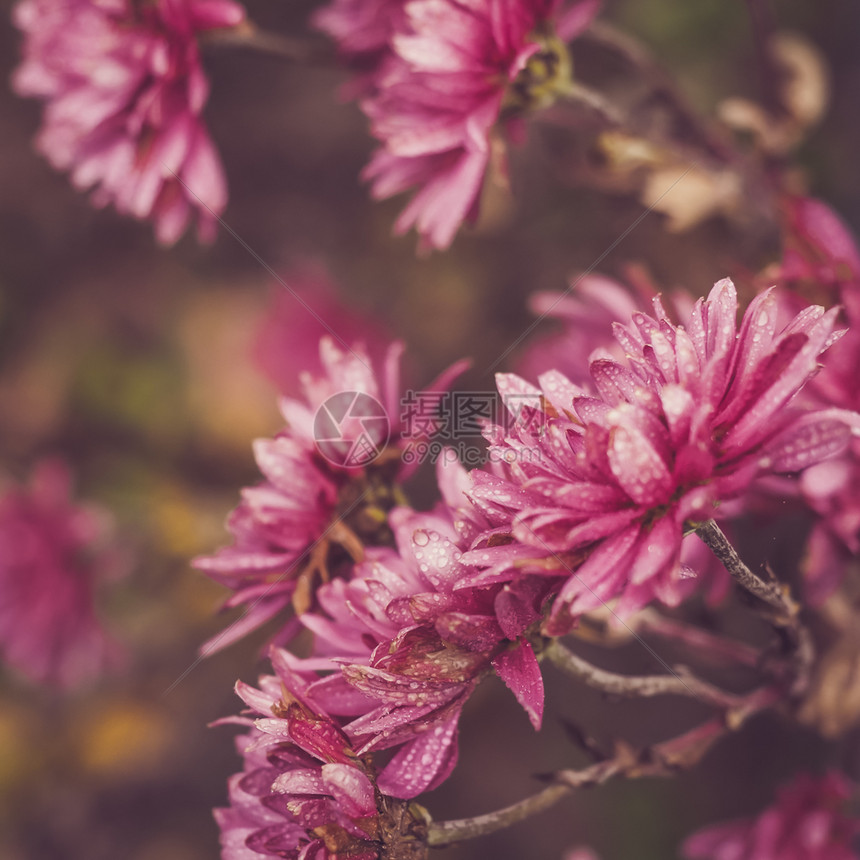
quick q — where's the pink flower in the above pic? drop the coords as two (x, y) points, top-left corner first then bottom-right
(361, 0), (601, 250)
(764, 199), (860, 602)
(195, 338), (466, 653)
(312, 0), (407, 97)
(252, 266), (390, 398)
(12, 0), (244, 244)
(778, 197), (860, 307)
(289, 461), (549, 798)
(215, 653), (388, 859)
(0, 460), (120, 688)
(682, 772), (859, 860)
(797, 315), (860, 603)
(517, 273), (696, 386)
(463, 279), (856, 633)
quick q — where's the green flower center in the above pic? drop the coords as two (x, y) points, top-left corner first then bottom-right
(505, 30), (575, 112)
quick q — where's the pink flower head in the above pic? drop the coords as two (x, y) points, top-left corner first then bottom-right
(0, 460), (120, 688)
(12, 0), (244, 244)
(312, 0), (407, 97)
(216, 652), (396, 859)
(289, 462), (549, 798)
(195, 338), (466, 652)
(253, 267), (390, 399)
(682, 772), (859, 860)
(757, 202), (860, 602)
(517, 273), (696, 386)
(463, 279), (857, 633)
(778, 197), (860, 314)
(361, 0), (601, 250)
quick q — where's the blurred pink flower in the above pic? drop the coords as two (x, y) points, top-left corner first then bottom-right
(361, 0), (601, 250)
(0, 460), (119, 688)
(312, 0), (407, 97)
(759, 199), (860, 603)
(463, 279), (857, 633)
(798, 317), (860, 603)
(253, 266), (390, 398)
(12, 0), (244, 243)
(779, 197), (860, 306)
(517, 273), (695, 386)
(682, 772), (859, 860)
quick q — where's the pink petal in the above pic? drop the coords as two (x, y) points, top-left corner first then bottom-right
(492, 638), (544, 729)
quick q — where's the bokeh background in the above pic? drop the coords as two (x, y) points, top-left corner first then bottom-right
(1, 0), (859, 857)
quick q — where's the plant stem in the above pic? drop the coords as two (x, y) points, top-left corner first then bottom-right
(695, 520), (797, 615)
(581, 20), (733, 161)
(201, 22), (329, 64)
(695, 519), (814, 696)
(543, 639), (745, 709)
(634, 610), (762, 669)
(427, 685), (776, 847)
(427, 758), (623, 847)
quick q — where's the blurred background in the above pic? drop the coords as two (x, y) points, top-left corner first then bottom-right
(1, 0), (859, 857)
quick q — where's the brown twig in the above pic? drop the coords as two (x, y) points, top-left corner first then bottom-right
(695, 520), (798, 616)
(633, 609), (763, 669)
(426, 686), (778, 847)
(543, 639), (746, 709)
(200, 22), (330, 65)
(695, 519), (814, 696)
(580, 20), (733, 162)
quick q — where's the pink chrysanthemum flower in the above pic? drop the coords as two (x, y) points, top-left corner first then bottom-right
(517, 273), (697, 386)
(312, 0), (407, 98)
(195, 338), (466, 653)
(12, 0), (244, 243)
(286, 458), (549, 797)
(756, 199), (860, 602)
(463, 279), (857, 633)
(216, 651), (425, 859)
(253, 267), (390, 399)
(777, 197), (860, 305)
(682, 772), (859, 860)
(0, 460), (120, 688)
(361, 0), (601, 250)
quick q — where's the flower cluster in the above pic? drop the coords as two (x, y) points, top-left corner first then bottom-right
(210, 275), (860, 858)
(12, 0), (243, 243)
(682, 772), (860, 860)
(462, 278), (856, 633)
(0, 460), (119, 688)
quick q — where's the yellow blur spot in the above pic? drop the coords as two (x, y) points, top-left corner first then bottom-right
(77, 701), (171, 776)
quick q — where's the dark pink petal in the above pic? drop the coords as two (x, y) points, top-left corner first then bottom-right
(376, 711), (461, 798)
(272, 768), (326, 797)
(607, 423), (673, 506)
(556, 0), (602, 40)
(492, 638), (544, 729)
(765, 415), (854, 473)
(494, 577), (545, 638)
(320, 763), (377, 817)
